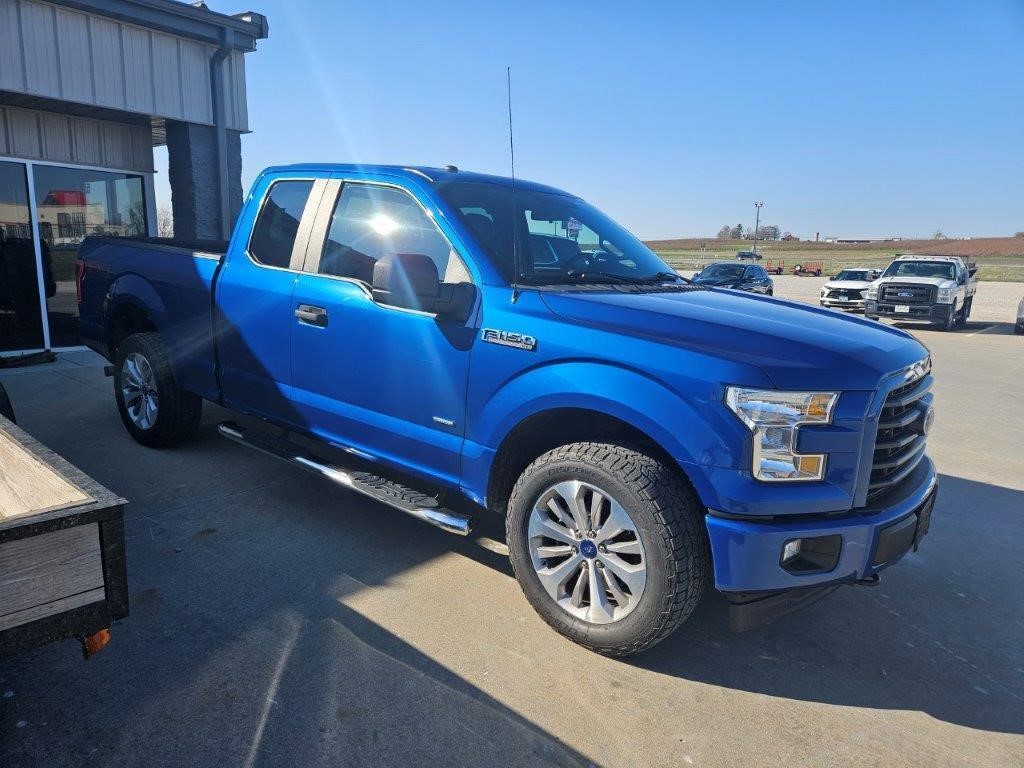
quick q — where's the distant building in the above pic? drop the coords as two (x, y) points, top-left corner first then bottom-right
(827, 237), (903, 244)
(1, 0), (268, 355)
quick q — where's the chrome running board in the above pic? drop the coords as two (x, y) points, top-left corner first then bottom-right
(217, 421), (472, 536)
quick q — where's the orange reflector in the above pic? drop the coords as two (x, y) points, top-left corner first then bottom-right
(82, 628), (111, 659)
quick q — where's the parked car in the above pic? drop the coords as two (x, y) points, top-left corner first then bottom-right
(819, 268), (882, 311)
(77, 164), (937, 655)
(865, 254), (977, 331)
(1016, 295), (1024, 334)
(735, 250), (762, 260)
(692, 262), (773, 294)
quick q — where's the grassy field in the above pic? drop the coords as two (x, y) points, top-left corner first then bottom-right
(646, 237), (1024, 281)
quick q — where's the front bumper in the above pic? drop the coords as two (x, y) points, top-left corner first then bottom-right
(704, 455), (937, 594)
(820, 297), (865, 310)
(866, 300), (954, 324)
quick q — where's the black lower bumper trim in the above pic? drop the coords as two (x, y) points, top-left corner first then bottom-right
(727, 584), (841, 632)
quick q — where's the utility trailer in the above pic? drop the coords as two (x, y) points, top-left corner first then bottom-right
(0, 413), (128, 660)
(793, 261), (823, 276)
(765, 258), (785, 275)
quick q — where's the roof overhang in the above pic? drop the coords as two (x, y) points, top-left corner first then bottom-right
(55, 0), (269, 51)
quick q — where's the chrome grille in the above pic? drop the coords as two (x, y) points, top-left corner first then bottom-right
(827, 288), (864, 300)
(868, 360), (932, 502)
(880, 284), (935, 304)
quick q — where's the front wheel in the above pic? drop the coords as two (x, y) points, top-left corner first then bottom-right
(114, 332), (202, 447)
(506, 443), (708, 656)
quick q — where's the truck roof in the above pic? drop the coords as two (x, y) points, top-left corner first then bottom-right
(259, 163), (576, 197)
(892, 254), (966, 262)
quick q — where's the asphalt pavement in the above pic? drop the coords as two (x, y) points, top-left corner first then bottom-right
(1, 322), (1022, 767)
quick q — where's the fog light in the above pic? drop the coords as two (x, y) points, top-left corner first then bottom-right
(780, 534), (843, 574)
(782, 539), (802, 563)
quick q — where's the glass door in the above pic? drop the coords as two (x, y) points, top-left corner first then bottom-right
(31, 165), (148, 347)
(0, 161), (45, 352)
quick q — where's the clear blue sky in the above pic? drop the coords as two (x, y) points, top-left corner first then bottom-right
(155, 0), (1023, 240)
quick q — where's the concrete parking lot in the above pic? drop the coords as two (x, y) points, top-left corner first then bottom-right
(1, 321), (1022, 767)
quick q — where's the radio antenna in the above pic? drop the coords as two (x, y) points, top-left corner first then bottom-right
(507, 66), (520, 303)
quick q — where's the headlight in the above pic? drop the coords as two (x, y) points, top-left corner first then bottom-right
(865, 284), (879, 300)
(936, 286), (955, 303)
(820, 287), (828, 296)
(725, 388), (839, 481)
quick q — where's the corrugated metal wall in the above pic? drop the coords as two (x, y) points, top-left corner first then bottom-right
(0, 105), (153, 172)
(0, 0), (249, 131)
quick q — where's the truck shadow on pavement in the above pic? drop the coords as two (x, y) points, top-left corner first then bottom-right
(0, 374), (592, 768)
(635, 473), (1024, 736)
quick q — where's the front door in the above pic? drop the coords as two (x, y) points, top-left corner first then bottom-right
(289, 179), (478, 487)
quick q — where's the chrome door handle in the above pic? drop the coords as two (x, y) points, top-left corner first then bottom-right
(295, 304), (328, 327)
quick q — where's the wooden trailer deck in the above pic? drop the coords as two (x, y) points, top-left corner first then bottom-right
(0, 414), (128, 660)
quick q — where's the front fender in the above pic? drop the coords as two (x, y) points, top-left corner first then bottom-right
(463, 361), (741, 508)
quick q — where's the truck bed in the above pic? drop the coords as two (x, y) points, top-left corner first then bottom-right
(77, 236), (228, 401)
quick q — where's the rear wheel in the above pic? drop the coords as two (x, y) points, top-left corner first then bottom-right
(114, 332), (201, 447)
(506, 442), (708, 656)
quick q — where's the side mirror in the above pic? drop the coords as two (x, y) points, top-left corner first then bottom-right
(371, 252), (476, 321)
(372, 252), (440, 312)
(434, 282), (476, 322)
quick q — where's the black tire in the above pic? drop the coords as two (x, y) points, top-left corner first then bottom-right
(506, 442), (708, 656)
(939, 310), (956, 332)
(954, 302), (968, 329)
(114, 332), (202, 447)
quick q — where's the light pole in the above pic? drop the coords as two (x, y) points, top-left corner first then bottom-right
(753, 201), (764, 254)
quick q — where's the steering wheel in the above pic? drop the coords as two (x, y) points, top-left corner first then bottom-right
(563, 252), (594, 273)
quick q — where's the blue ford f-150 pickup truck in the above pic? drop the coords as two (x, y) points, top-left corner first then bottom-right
(77, 164), (937, 655)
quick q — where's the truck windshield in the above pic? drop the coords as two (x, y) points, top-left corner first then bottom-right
(882, 261), (955, 280)
(435, 181), (677, 286)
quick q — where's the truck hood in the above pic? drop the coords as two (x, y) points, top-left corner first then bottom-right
(823, 279), (872, 290)
(540, 287), (928, 390)
(876, 276), (955, 289)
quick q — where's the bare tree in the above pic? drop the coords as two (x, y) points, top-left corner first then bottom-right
(157, 206), (174, 238)
(716, 225), (731, 239)
(932, 229), (945, 240)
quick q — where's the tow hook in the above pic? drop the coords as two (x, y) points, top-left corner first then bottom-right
(856, 573), (881, 587)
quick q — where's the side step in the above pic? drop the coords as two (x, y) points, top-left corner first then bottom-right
(217, 421), (472, 536)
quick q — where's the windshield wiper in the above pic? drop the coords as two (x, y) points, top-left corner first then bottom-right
(563, 270), (687, 285)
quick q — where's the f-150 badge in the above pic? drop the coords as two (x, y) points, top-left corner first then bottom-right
(482, 328), (537, 351)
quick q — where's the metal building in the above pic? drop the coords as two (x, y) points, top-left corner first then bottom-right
(0, 0), (267, 355)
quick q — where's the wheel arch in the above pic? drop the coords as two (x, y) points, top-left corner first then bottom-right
(104, 276), (166, 357)
(483, 405), (709, 518)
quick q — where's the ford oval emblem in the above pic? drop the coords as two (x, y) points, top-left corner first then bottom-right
(897, 291), (913, 298)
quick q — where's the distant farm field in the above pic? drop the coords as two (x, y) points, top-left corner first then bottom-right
(646, 237), (1024, 281)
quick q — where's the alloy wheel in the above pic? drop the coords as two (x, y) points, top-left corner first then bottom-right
(527, 480), (647, 624)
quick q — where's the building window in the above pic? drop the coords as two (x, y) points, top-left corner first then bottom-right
(31, 165), (148, 347)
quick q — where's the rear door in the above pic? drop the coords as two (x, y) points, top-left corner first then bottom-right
(215, 173), (329, 425)
(287, 177), (479, 487)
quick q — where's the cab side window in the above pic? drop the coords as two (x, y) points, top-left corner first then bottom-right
(248, 180), (314, 268)
(319, 183), (471, 284)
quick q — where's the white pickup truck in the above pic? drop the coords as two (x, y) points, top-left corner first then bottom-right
(865, 255), (978, 331)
